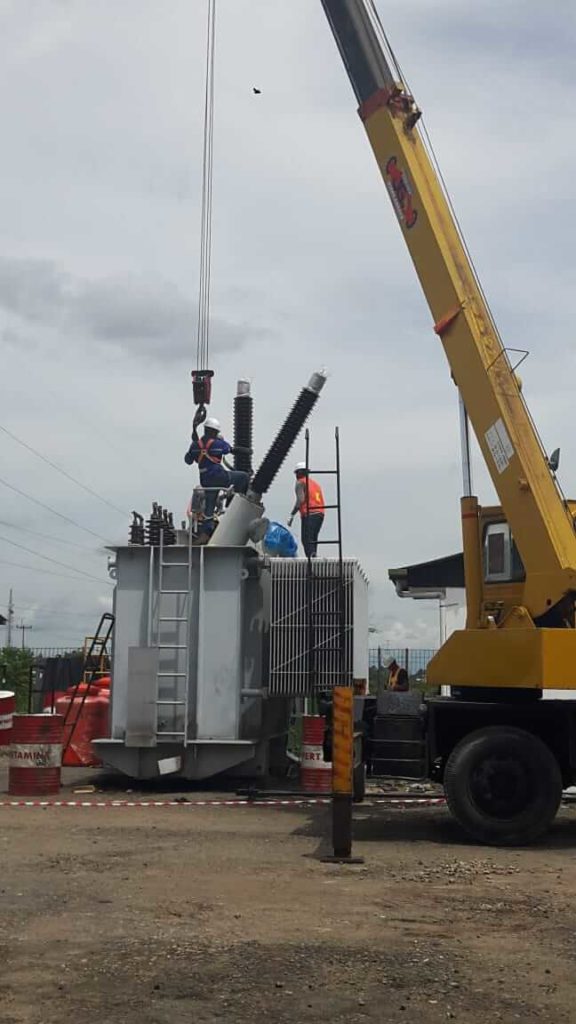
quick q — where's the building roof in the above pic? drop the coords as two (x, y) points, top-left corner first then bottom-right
(388, 553), (465, 597)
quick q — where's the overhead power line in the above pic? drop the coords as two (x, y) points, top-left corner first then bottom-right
(0, 474), (112, 544)
(0, 557), (113, 586)
(29, 622), (85, 630)
(0, 518), (99, 553)
(0, 533), (111, 585)
(0, 422), (128, 517)
(10, 603), (106, 619)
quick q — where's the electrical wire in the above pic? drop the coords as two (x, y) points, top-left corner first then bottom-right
(196, 0), (217, 372)
(6, 352), (154, 482)
(0, 518), (99, 554)
(0, 557), (113, 585)
(0, 422), (128, 517)
(0, 533), (112, 585)
(10, 603), (104, 619)
(29, 622), (86, 630)
(0, 474), (113, 544)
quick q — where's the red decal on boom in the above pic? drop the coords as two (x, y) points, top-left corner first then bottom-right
(385, 156), (418, 229)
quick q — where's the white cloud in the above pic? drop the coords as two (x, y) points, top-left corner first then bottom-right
(0, 256), (255, 361)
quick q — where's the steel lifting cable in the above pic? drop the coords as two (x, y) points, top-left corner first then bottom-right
(196, 0), (216, 374)
(366, 1), (564, 494)
(367, 0), (518, 369)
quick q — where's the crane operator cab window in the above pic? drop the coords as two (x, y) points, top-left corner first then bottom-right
(483, 522), (525, 583)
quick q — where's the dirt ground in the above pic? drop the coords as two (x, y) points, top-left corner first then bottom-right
(1, 770), (576, 1024)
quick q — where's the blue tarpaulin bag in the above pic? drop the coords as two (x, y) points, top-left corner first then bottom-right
(263, 521), (298, 558)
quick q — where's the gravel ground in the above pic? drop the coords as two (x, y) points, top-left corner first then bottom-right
(1, 765), (576, 1023)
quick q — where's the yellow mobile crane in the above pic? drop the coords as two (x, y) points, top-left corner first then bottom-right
(320, 0), (576, 844)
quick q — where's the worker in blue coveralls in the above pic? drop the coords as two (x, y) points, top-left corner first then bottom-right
(184, 417), (249, 529)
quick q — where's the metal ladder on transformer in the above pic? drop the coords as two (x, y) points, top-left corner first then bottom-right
(153, 527), (193, 744)
(304, 427), (348, 694)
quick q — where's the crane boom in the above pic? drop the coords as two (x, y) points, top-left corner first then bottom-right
(320, 0), (576, 624)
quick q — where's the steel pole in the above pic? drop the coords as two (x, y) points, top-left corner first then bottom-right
(322, 686), (364, 864)
(458, 392), (473, 498)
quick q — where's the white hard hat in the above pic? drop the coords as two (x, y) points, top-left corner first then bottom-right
(294, 462), (307, 473)
(382, 656), (396, 668)
(204, 417), (221, 431)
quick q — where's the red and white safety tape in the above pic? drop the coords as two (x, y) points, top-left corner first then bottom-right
(0, 796), (447, 809)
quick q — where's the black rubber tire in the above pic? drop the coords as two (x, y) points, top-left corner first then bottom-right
(444, 726), (562, 847)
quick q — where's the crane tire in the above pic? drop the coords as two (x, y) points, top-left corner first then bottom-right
(444, 725), (562, 847)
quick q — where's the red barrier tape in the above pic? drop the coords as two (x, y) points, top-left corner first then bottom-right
(0, 796), (447, 809)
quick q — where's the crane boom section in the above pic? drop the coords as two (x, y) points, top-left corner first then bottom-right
(321, 0), (576, 619)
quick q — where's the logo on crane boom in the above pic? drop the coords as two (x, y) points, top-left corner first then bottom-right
(385, 156), (418, 229)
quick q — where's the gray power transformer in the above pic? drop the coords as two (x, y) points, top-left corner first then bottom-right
(94, 540), (369, 781)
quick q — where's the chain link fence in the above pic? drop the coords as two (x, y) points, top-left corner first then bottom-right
(29, 647), (80, 657)
(20, 646), (438, 693)
(369, 647), (437, 694)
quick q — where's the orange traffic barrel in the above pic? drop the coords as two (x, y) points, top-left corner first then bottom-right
(0, 691), (15, 747)
(300, 715), (332, 793)
(9, 714), (64, 795)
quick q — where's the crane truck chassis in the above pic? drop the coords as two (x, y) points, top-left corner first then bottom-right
(336, 691), (568, 847)
(317, 1), (576, 845)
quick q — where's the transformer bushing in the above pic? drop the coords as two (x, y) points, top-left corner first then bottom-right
(129, 512), (145, 545)
(143, 503), (176, 546)
(250, 370), (327, 496)
(209, 369), (327, 548)
(233, 379), (253, 476)
(162, 509), (176, 546)
(146, 502), (162, 547)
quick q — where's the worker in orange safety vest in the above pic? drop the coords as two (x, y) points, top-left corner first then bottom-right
(383, 656), (409, 692)
(287, 462), (325, 557)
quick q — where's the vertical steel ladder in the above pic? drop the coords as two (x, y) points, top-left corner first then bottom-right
(304, 426), (348, 693)
(153, 527), (193, 744)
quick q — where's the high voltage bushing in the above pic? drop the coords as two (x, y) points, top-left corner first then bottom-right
(162, 509), (176, 546)
(143, 503), (177, 546)
(129, 512), (145, 545)
(233, 379), (253, 477)
(250, 370), (327, 496)
(146, 502), (162, 547)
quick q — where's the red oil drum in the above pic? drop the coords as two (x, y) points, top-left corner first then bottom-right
(0, 691), (15, 746)
(300, 715), (332, 793)
(56, 685), (110, 767)
(9, 714), (63, 795)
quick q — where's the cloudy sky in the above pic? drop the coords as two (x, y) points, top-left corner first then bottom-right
(0, 0), (575, 650)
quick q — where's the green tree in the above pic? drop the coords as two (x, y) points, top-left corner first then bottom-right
(0, 647), (34, 712)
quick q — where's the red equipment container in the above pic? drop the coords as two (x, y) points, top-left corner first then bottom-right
(90, 675), (111, 691)
(300, 715), (332, 793)
(42, 689), (67, 711)
(0, 691), (15, 747)
(9, 714), (63, 795)
(56, 684), (110, 768)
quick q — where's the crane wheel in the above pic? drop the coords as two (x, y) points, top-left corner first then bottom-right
(444, 726), (562, 847)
